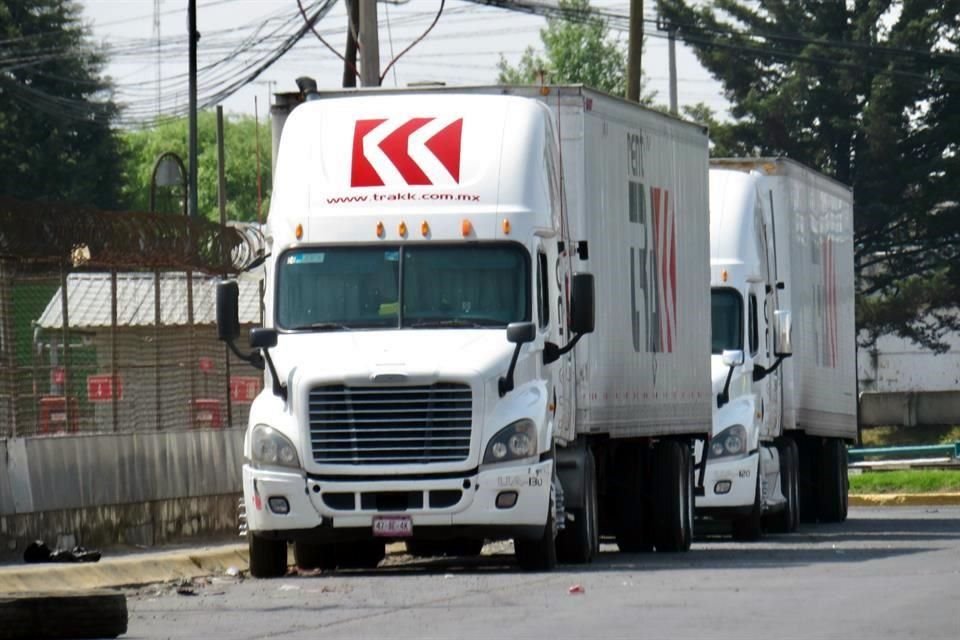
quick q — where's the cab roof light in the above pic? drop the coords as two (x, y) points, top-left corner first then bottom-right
(376, 221), (385, 238)
(721, 269), (728, 283)
(461, 219), (473, 238)
(421, 221), (430, 237)
(295, 223), (303, 240)
(502, 219), (511, 235)
(398, 221), (408, 237)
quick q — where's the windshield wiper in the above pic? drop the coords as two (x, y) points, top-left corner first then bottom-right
(409, 318), (504, 328)
(289, 322), (350, 332)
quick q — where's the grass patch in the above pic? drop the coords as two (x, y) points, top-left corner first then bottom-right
(849, 469), (960, 494)
(859, 424), (960, 448)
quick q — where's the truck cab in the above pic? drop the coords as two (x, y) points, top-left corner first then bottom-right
(697, 167), (797, 539)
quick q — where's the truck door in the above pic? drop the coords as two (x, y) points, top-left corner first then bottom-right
(754, 194), (781, 439)
(539, 241), (574, 442)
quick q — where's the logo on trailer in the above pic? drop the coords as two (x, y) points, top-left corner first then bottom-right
(629, 183), (678, 354)
(351, 117), (464, 187)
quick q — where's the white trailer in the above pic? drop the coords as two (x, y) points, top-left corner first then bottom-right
(217, 85), (712, 575)
(700, 158), (856, 538)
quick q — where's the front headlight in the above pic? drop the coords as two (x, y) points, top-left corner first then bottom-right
(251, 424), (301, 469)
(483, 419), (538, 464)
(709, 424), (748, 460)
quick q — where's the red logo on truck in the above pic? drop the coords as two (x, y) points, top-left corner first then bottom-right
(351, 117), (463, 187)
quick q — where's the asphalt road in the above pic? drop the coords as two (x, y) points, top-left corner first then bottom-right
(125, 506), (960, 639)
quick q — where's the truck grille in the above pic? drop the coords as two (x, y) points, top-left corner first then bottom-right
(308, 383), (473, 465)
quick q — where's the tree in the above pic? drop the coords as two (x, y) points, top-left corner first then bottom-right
(497, 0), (654, 102)
(657, 0), (960, 351)
(0, 0), (122, 209)
(118, 112), (271, 223)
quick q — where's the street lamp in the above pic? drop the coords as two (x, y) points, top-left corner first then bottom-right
(149, 151), (188, 215)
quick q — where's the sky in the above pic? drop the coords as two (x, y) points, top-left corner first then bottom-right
(76, 0), (730, 125)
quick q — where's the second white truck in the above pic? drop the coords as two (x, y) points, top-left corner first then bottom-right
(698, 158), (856, 538)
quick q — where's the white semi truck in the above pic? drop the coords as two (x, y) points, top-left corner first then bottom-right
(217, 85), (713, 576)
(698, 158), (856, 539)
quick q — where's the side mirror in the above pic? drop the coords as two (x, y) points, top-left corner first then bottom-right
(216, 281), (240, 342)
(500, 322), (536, 397)
(774, 310), (792, 357)
(250, 328), (278, 349)
(722, 349), (745, 368)
(506, 321), (536, 345)
(570, 272), (595, 334)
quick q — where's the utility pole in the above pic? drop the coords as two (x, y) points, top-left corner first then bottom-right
(668, 26), (678, 115)
(359, 0), (381, 87)
(344, 0), (359, 88)
(187, 0), (199, 218)
(626, 0), (643, 103)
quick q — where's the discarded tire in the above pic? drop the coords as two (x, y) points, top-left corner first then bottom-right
(0, 590), (128, 640)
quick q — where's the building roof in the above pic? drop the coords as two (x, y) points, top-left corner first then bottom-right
(36, 272), (263, 330)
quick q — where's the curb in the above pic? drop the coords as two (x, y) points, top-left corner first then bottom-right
(0, 544), (249, 594)
(849, 492), (960, 507)
(0, 541), (410, 594)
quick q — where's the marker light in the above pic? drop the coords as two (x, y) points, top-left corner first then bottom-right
(376, 221), (385, 238)
(295, 223), (303, 240)
(398, 221), (408, 237)
(721, 269), (728, 283)
(421, 221), (430, 237)
(461, 219), (473, 237)
(539, 86), (551, 96)
(502, 219), (511, 235)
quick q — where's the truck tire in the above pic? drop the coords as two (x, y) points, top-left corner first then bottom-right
(766, 437), (800, 533)
(652, 440), (693, 552)
(337, 541), (386, 570)
(0, 591), (128, 640)
(797, 435), (818, 523)
(557, 448), (598, 564)
(515, 486), (558, 571)
(248, 533), (288, 578)
(731, 470), (763, 541)
(817, 438), (849, 523)
(615, 444), (653, 553)
(294, 541), (337, 571)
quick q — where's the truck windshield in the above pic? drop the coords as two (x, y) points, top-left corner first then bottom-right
(276, 244), (530, 330)
(711, 288), (743, 354)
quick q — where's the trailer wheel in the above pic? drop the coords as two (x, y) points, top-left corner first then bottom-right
(248, 533), (288, 578)
(515, 484), (558, 571)
(294, 541), (337, 571)
(652, 440), (693, 552)
(731, 470), (763, 542)
(766, 437), (800, 533)
(817, 438), (849, 523)
(557, 448), (598, 564)
(615, 445), (653, 552)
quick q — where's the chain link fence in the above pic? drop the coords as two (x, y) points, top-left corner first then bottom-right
(0, 198), (266, 438)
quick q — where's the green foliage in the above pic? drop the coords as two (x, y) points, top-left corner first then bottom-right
(119, 112), (271, 223)
(657, 0), (960, 351)
(497, 0), (653, 101)
(849, 469), (960, 495)
(0, 0), (122, 209)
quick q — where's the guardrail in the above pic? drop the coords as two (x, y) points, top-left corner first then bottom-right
(848, 442), (960, 462)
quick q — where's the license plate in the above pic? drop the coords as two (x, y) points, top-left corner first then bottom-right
(372, 515), (413, 538)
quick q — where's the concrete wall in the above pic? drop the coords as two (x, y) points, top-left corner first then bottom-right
(0, 429), (244, 561)
(859, 390), (960, 428)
